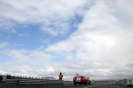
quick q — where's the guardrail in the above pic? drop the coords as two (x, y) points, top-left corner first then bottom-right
(1, 78), (63, 87)
(115, 79), (133, 86)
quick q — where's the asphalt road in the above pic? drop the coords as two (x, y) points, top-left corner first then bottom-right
(0, 81), (132, 88)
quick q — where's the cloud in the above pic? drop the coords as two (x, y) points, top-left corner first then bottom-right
(116, 0), (133, 21)
(0, 49), (52, 61)
(0, 62), (35, 76)
(0, 0), (133, 80)
(0, 49), (54, 77)
(18, 33), (28, 36)
(29, 51), (52, 60)
(0, 0), (89, 35)
(46, 0), (133, 61)
(45, 0), (133, 79)
(13, 44), (23, 46)
(0, 42), (8, 48)
(0, 50), (30, 60)
(23, 25), (28, 28)
(41, 22), (70, 36)
(0, 18), (16, 32)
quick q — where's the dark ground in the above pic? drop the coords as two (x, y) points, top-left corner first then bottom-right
(0, 81), (133, 88)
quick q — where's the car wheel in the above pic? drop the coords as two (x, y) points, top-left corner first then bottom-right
(89, 82), (90, 85)
(79, 83), (81, 85)
(74, 82), (77, 85)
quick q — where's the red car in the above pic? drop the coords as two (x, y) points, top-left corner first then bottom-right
(73, 76), (91, 85)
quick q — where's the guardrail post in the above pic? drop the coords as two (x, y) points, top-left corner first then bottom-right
(123, 79), (127, 86)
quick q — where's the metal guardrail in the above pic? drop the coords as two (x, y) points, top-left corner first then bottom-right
(2, 78), (64, 86)
(115, 79), (133, 86)
(127, 79), (133, 86)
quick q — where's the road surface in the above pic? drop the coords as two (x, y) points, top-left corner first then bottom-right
(0, 81), (132, 88)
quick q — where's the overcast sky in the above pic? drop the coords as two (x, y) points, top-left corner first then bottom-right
(0, 0), (133, 81)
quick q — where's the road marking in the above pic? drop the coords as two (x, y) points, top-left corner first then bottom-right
(83, 83), (112, 88)
(83, 84), (103, 88)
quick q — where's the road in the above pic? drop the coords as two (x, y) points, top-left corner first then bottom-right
(0, 81), (132, 88)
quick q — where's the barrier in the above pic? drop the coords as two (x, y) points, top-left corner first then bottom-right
(131, 80), (133, 84)
(127, 79), (133, 86)
(2, 78), (64, 86)
(115, 79), (133, 86)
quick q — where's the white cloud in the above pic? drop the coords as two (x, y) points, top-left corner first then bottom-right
(23, 25), (28, 28)
(1, 50), (30, 60)
(18, 33), (28, 36)
(116, 0), (133, 20)
(0, 49), (52, 61)
(45, 0), (133, 79)
(29, 51), (52, 60)
(0, 0), (133, 80)
(0, 0), (89, 35)
(0, 60), (132, 80)
(0, 18), (15, 32)
(0, 49), (54, 77)
(46, 0), (133, 61)
(14, 44), (23, 46)
(41, 22), (70, 36)
(0, 42), (8, 48)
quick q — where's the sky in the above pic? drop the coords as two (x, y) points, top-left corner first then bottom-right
(0, 0), (133, 81)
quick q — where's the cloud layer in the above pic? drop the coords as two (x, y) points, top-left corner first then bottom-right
(0, 0), (133, 81)
(0, 0), (89, 35)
